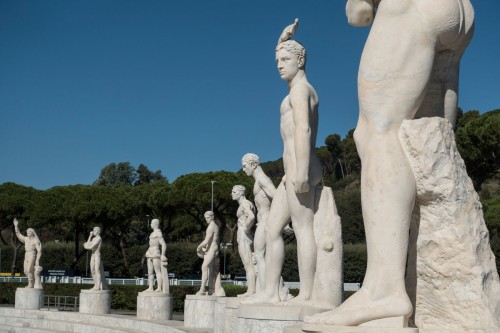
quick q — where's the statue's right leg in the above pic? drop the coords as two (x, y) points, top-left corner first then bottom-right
(306, 1), (438, 325)
(24, 256), (34, 288)
(253, 218), (267, 293)
(145, 259), (154, 291)
(197, 257), (210, 295)
(243, 183), (290, 304)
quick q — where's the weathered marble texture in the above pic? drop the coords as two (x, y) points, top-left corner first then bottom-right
(136, 291), (173, 320)
(14, 288), (43, 310)
(285, 324), (418, 333)
(401, 117), (500, 332)
(183, 295), (218, 329)
(236, 303), (330, 333)
(79, 290), (111, 314)
(214, 297), (240, 333)
(312, 186), (343, 308)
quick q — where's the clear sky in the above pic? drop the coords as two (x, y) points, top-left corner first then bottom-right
(1, 1), (499, 190)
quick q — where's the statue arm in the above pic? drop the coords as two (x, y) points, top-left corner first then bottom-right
(242, 202), (256, 231)
(159, 234), (167, 259)
(290, 85), (312, 193)
(35, 241), (42, 266)
(198, 225), (214, 251)
(83, 233), (95, 250)
(13, 219), (26, 243)
(258, 176), (277, 199)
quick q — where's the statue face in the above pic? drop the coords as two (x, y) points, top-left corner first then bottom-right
(27, 229), (34, 237)
(242, 162), (256, 176)
(204, 214), (213, 224)
(231, 188), (243, 201)
(276, 48), (301, 81)
(150, 219), (159, 229)
(93, 227), (100, 236)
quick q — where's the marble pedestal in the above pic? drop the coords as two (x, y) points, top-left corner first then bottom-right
(79, 290), (111, 314)
(15, 288), (44, 310)
(137, 291), (173, 320)
(235, 303), (330, 333)
(214, 297), (241, 333)
(285, 316), (418, 333)
(184, 294), (220, 329)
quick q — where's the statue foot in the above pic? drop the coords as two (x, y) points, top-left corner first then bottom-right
(241, 292), (280, 304)
(154, 288), (162, 292)
(90, 286), (100, 291)
(196, 290), (206, 296)
(237, 291), (255, 298)
(144, 287), (154, 292)
(304, 287), (412, 326)
(281, 294), (312, 307)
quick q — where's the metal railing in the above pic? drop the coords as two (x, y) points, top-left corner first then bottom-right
(43, 295), (79, 312)
(0, 276), (361, 291)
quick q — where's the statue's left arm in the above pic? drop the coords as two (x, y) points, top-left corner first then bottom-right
(290, 85), (312, 193)
(159, 231), (167, 262)
(243, 202), (256, 232)
(35, 241), (42, 266)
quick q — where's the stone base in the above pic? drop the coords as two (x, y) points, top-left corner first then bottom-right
(136, 291), (173, 320)
(79, 289), (111, 314)
(235, 303), (331, 333)
(184, 294), (221, 329)
(285, 324), (418, 333)
(285, 316), (418, 333)
(214, 297), (241, 333)
(15, 288), (44, 310)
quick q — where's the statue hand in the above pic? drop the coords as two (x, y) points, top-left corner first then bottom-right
(293, 178), (309, 193)
(161, 255), (167, 263)
(283, 224), (294, 235)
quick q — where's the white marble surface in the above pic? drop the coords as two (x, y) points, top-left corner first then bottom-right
(285, 324), (418, 333)
(15, 288), (43, 310)
(183, 294), (219, 329)
(137, 291), (173, 320)
(79, 289), (111, 314)
(0, 307), (211, 333)
(401, 118), (500, 332)
(235, 303), (330, 333)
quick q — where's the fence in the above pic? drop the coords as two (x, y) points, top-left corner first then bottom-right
(43, 295), (79, 312)
(0, 276), (361, 291)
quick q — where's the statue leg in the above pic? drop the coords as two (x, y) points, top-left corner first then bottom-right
(244, 183), (291, 304)
(24, 255), (35, 288)
(145, 258), (154, 291)
(253, 216), (267, 293)
(153, 258), (162, 292)
(238, 233), (256, 296)
(306, 2), (441, 325)
(90, 255), (101, 290)
(197, 256), (209, 295)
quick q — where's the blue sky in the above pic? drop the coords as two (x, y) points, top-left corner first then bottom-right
(1, 1), (499, 190)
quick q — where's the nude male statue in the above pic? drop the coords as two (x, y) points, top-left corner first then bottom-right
(83, 226), (108, 290)
(196, 211), (222, 295)
(307, 0), (474, 325)
(241, 153), (277, 292)
(231, 185), (257, 297)
(13, 218), (42, 288)
(250, 19), (323, 305)
(144, 218), (168, 292)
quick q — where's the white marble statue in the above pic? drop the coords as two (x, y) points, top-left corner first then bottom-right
(13, 218), (42, 289)
(241, 153), (276, 293)
(144, 218), (169, 293)
(250, 18), (323, 305)
(231, 185), (257, 297)
(196, 211), (225, 296)
(306, 0), (475, 326)
(83, 227), (108, 290)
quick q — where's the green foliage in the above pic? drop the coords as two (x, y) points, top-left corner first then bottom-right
(222, 285), (247, 297)
(455, 110), (500, 189)
(343, 243), (367, 283)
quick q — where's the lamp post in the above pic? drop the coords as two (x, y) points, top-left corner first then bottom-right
(220, 243), (232, 276)
(211, 181), (216, 212)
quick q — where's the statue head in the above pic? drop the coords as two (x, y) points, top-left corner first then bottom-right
(231, 185), (246, 200)
(204, 211), (214, 223)
(276, 19), (306, 81)
(93, 226), (101, 236)
(346, 0), (375, 27)
(151, 218), (160, 229)
(242, 153), (260, 176)
(27, 228), (35, 237)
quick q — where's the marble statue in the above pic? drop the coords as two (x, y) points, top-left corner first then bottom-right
(306, 0), (475, 326)
(241, 153), (276, 293)
(231, 185), (257, 297)
(83, 227), (108, 290)
(196, 211), (225, 296)
(250, 18), (323, 305)
(13, 218), (42, 289)
(144, 218), (169, 293)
